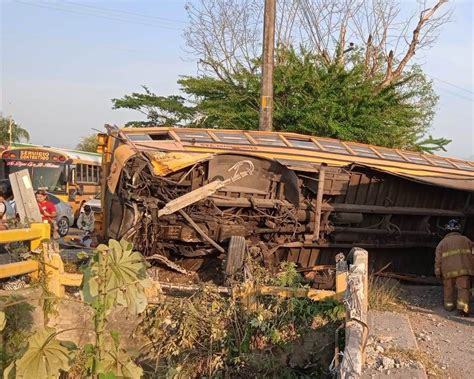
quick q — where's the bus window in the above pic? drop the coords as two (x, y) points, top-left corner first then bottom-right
(175, 130), (214, 143)
(149, 133), (174, 141)
(128, 134), (152, 141)
(76, 164), (83, 182)
(252, 134), (286, 147)
(287, 138), (320, 150)
(6, 164), (66, 192)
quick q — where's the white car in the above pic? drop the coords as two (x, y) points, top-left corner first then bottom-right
(10, 192), (74, 237)
(80, 193), (101, 214)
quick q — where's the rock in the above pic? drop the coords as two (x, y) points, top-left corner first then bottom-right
(382, 357), (396, 370)
(378, 336), (394, 343)
(375, 345), (385, 353)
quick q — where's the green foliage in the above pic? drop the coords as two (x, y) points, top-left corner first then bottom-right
(114, 47), (447, 153)
(81, 239), (150, 316)
(0, 296), (35, 370)
(4, 240), (147, 379)
(274, 262), (300, 287)
(4, 328), (75, 379)
(0, 114), (30, 145)
(415, 135), (452, 153)
(112, 85), (195, 127)
(75, 134), (98, 153)
(97, 332), (143, 378)
(138, 268), (344, 378)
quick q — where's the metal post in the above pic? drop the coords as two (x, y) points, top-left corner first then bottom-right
(312, 165), (326, 241)
(259, 0), (276, 131)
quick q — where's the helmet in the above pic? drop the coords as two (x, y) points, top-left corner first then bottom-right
(445, 219), (461, 231)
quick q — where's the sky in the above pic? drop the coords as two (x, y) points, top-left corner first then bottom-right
(0, 0), (473, 159)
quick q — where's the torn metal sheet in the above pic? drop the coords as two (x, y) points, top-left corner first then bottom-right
(107, 144), (136, 193)
(148, 151), (214, 176)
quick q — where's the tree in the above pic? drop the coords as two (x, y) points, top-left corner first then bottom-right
(76, 134), (99, 153)
(184, 0), (451, 89)
(0, 114), (30, 145)
(112, 85), (195, 127)
(114, 47), (442, 152)
(185, 48), (441, 149)
(113, 1), (452, 153)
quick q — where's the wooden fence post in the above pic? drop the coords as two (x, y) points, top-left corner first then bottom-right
(339, 247), (369, 378)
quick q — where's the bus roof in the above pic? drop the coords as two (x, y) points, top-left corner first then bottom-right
(6, 143), (101, 164)
(119, 127), (474, 183)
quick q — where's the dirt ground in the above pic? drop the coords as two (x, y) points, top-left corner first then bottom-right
(400, 284), (474, 379)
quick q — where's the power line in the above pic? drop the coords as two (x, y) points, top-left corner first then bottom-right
(64, 1), (188, 25)
(436, 86), (474, 102)
(15, 1), (182, 31)
(432, 76), (474, 95)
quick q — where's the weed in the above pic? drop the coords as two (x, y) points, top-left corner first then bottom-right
(368, 275), (403, 311)
(384, 347), (442, 377)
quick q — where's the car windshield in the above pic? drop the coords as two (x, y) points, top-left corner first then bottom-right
(7, 165), (66, 192)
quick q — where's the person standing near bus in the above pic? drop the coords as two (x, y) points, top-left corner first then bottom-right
(0, 190), (14, 230)
(35, 190), (59, 239)
(435, 219), (474, 316)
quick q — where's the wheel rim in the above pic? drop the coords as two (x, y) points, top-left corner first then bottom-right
(58, 218), (69, 236)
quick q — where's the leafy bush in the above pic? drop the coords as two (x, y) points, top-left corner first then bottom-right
(137, 262), (345, 377)
(2, 239), (147, 379)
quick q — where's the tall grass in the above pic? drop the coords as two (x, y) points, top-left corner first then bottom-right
(368, 275), (402, 311)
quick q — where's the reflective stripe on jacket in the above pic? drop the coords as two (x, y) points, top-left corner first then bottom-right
(435, 232), (474, 279)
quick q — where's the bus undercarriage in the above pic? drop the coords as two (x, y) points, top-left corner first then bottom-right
(104, 152), (474, 286)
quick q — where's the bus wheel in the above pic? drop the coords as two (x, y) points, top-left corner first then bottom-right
(224, 236), (246, 282)
(57, 217), (70, 237)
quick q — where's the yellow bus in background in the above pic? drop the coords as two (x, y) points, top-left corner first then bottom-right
(1, 144), (102, 217)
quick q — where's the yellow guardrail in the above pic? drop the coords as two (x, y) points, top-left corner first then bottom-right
(0, 222), (51, 250)
(0, 223), (83, 297)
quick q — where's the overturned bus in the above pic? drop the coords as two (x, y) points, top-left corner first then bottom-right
(98, 126), (474, 283)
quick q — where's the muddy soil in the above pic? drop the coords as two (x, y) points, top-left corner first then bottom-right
(400, 284), (474, 379)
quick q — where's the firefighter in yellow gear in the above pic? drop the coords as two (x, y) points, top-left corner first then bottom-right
(435, 219), (473, 316)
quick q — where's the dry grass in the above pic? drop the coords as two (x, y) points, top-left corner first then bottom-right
(368, 275), (403, 311)
(384, 347), (442, 377)
(63, 261), (80, 274)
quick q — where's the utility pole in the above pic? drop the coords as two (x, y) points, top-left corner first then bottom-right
(259, 0), (276, 132)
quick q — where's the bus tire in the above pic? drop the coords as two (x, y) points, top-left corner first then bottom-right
(57, 217), (70, 237)
(224, 236), (246, 281)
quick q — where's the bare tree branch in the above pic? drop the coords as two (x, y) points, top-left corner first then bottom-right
(379, 0), (449, 88)
(184, 0), (451, 88)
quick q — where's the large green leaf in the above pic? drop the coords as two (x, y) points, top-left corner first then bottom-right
(13, 328), (75, 379)
(97, 332), (143, 379)
(81, 239), (150, 315)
